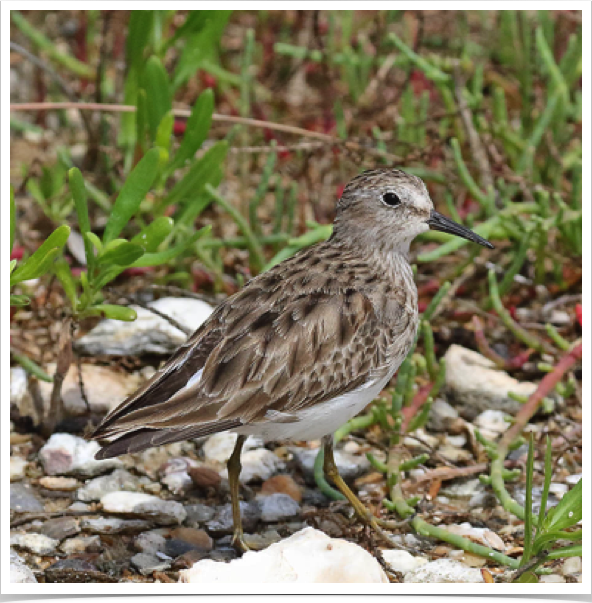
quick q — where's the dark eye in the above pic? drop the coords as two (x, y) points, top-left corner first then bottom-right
(382, 192), (401, 207)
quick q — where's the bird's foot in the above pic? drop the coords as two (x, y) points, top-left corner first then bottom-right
(231, 531), (266, 554)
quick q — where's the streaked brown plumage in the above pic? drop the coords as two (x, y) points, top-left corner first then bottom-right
(91, 168), (492, 459)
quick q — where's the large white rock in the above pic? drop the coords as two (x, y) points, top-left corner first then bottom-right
(10, 533), (59, 556)
(381, 550), (429, 575)
(36, 364), (143, 417)
(443, 345), (538, 419)
(10, 550), (37, 583)
(75, 297), (214, 356)
(179, 527), (388, 583)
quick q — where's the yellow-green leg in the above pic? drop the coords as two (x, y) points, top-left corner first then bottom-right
(228, 435), (250, 553)
(322, 435), (410, 547)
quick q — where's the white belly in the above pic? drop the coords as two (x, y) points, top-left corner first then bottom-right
(235, 369), (396, 441)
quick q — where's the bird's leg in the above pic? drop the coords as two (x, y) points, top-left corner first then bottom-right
(228, 435), (250, 553)
(322, 435), (411, 547)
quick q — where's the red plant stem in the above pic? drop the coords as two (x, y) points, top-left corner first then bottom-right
(400, 382), (433, 433)
(499, 343), (582, 450)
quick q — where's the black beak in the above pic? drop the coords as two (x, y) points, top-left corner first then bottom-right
(427, 210), (494, 249)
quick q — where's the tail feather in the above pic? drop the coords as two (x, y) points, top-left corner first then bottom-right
(94, 419), (243, 460)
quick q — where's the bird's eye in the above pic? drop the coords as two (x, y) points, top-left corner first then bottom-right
(382, 192), (401, 207)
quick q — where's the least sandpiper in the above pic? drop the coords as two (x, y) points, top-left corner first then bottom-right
(91, 168), (493, 551)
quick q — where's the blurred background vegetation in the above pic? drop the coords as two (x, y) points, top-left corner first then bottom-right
(9, 9), (583, 578)
(10, 7), (582, 384)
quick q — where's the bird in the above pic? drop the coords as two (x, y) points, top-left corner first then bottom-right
(90, 168), (494, 551)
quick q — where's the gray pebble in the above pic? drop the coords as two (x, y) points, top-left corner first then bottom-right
(258, 493), (300, 522)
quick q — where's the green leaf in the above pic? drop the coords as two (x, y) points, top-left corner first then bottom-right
(54, 259), (78, 308)
(136, 88), (149, 154)
(10, 294), (31, 307)
(10, 259), (17, 274)
(141, 56), (172, 142)
(166, 140), (228, 206)
(131, 216), (174, 252)
(521, 434), (535, 564)
(97, 242), (145, 266)
(84, 231), (103, 253)
(102, 148), (161, 244)
(155, 112), (174, 154)
(131, 225), (211, 267)
(11, 225), (71, 284)
(10, 185), (16, 251)
(10, 350), (53, 382)
(168, 89), (214, 172)
(514, 571), (538, 583)
(533, 529), (582, 555)
(88, 304), (138, 322)
(544, 544), (582, 561)
(68, 168), (94, 269)
(543, 479), (582, 532)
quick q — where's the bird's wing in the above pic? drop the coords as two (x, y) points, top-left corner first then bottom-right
(91, 257), (410, 458)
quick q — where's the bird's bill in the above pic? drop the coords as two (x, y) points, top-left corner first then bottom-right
(427, 210), (494, 249)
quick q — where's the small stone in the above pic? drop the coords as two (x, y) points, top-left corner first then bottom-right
(258, 493), (300, 523)
(39, 476), (80, 491)
(131, 553), (171, 576)
(10, 367), (34, 421)
(10, 549), (37, 583)
(404, 558), (484, 583)
(565, 473), (582, 485)
(427, 398), (459, 432)
(239, 529), (282, 549)
(184, 503), (215, 525)
(77, 469), (142, 502)
(293, 447), (370, 485)
(234, 448), (284, 484)
(39, 433), (122, 477)
(134, 531), (167, 555)
(179, 527), (388, 583)
(80, 517), (153, 534)
(561, 557), (582, 576)
(261, 475), (302, 502)
(160, 457), (200, 495)
(11, 533), (59, 556)
(75, 297), (214, 356)
(473, 409), (512, 440)
(68, 501), (90, 512)
(170, 527), (213, 551)
(382, 550), (428, 574)
(549, 483), (569, 499)
(44, 558), (108, 583)
(164, 539), (200, 558)
(402, 427), (439, 451)
(188, 466), (222, 489)
(59, 535), (101, 554)
(10, 457), (28, 481)
(101, 491), (187, 525)
(206, 501), (260, 536)
(38, 517), (80, 541)
(441, 479), (483, 499)
(539, 574), (566, 583)
(171, 549), (209, 570)
(10, 483), (44, 512)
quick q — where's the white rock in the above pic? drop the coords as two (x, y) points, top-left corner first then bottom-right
(10, 533), (59, 556)
(10, 367), (33, 416)
(10, 550), (37, 583)
(39, 433), (122, 477)
(240, 449), (284, 483)
(77, 469), (142, 501)
(10, 457), (28, 481)
(36, 364), (143, 417)
(382, 550), (428, 574)
(39, 476), (80, 491)
(59, 535), (101, 554)
(75, 297), (214, 356)
(180, 527), (388, 583)
(473, 409), (512, 440)
(101, 491), (186, 525)
(566, 473), (582, 485)
(404, 558), (484, 583)
(549, 483), (569, 499)
(540, 574), (566, 583)
(561, 557), (582, 575)
(444, 345), (537, 419)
